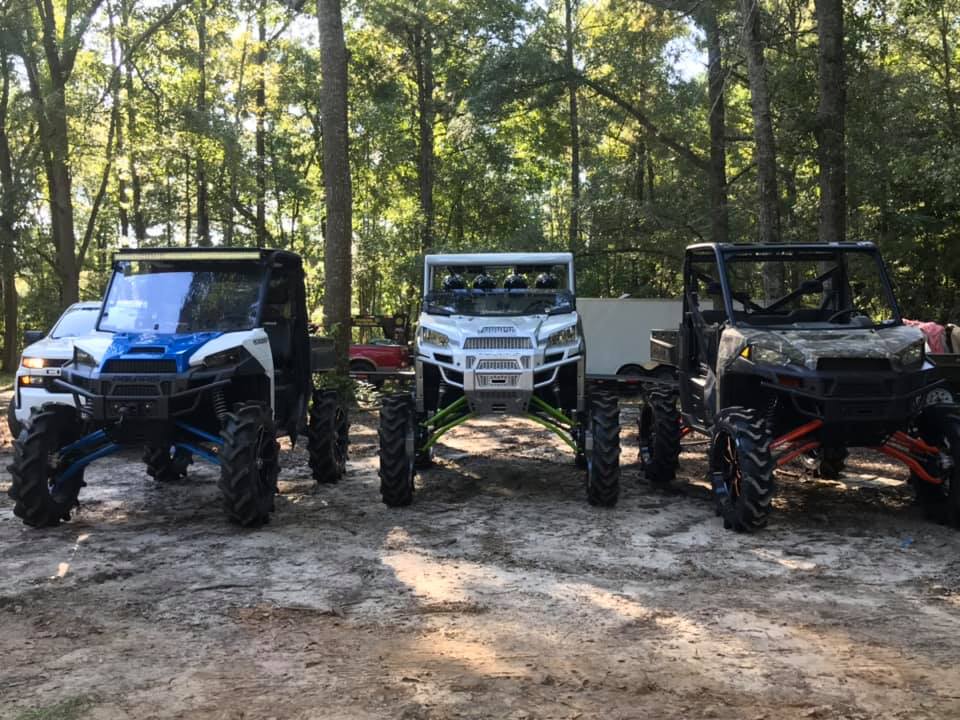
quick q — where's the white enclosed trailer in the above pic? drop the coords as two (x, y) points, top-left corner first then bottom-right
(578, 298), (683, 377)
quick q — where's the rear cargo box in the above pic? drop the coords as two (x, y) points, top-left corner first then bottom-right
(650, 329), (679, 367)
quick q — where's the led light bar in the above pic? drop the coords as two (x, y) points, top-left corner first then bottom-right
(115, 250), (267, 262)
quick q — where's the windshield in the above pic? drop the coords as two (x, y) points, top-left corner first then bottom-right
(99, 261), (264, 334)
(425, 289), (575, 317)
(715, 249), (898, 328)
(51, 306), (100, 339)
(425, 262), (574, 317)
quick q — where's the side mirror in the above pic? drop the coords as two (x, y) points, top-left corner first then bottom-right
(23, 329), (46, 346)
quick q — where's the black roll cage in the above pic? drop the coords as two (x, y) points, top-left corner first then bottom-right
(682, 242), (904, 330)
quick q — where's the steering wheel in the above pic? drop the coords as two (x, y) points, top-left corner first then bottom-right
(826, 307), (858, 323)
(524, 300), (552, 313)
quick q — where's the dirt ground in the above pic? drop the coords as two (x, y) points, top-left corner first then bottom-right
(1, 390), (960, 720)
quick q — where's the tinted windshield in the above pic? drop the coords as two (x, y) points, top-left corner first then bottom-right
(99, 261), (264, 334)
(425, 289), (575, 317)
(425, 262), (574, 317)
(717, 249), (898, 328)
(51, 306), (100, 338)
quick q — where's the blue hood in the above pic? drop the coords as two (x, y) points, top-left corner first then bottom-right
(102, 332), (224, 373)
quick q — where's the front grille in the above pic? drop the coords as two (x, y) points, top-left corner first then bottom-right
(464, 337), (532, 350)
(477, 374), (520, 387)
(817, 357), (891, 372)
(112, 385), (157, 396)
(103, 359), (177, 373)
(477, 359), (521, 370)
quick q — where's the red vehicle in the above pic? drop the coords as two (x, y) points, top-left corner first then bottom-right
(350, 339), (409, 374)
(350, 315), (411, 384)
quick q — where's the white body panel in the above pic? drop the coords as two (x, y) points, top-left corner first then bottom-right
(13, 302), (106, 424)
(578, 298), (683, 376)
(189, 329), (275, 413)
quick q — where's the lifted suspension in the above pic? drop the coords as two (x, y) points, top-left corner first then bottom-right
(414, 394), (580, 455)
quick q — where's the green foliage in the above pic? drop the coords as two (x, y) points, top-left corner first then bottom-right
(2, 0), (960, 365)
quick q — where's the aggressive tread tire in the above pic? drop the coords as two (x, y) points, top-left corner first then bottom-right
(710, 406), (775, 532)
(378, 394), (415, 507)
(585, 392), (620, 507)
(308, 389), (349, 483)
(639, 389), (681, 486)
(143, 445), (193, 482)
(8, 404), (87, 527)
(218, 402), (279, 527)
(911, 409), (960, 527)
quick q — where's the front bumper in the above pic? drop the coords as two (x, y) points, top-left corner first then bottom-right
(55, 367), (231, 423)
(742, 361), (944, 443)
(417, 344), (582, 414)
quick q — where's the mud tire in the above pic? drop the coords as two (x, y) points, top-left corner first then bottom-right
(709, 406), (775, 532)
(911, 408), (960, 527)
(379, 394), (415, 507)
(143, 445), (193, 482)
(218, 402), (279, 527)
(585, 392), (620, 507)
(308, 389), (349, 483)
(8, 404), (87, 527)
(639, 389), (681, 486)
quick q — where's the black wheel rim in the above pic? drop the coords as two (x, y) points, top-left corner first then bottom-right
(335, 408), (348, 471)
(47, 424), (82, 504)
(254, 427), (279, 496)
(719, 432), (742, 500)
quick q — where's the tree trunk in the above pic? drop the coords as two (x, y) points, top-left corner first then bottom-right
(256, 0), (267, 247)
(0, 53), (19, 371)
(107, 2), (129, 241)
(739, 0), (780, 244)
(704, 3), (728, 245)
(814, 0), (845, 243)
(565, 0), (581, 255)
(195, 0), (210, 246)
(121, 0), (147, 242)
(48, 102), (80, 306)
(413, 23), (435, 255)
(318, 0), (353, 373)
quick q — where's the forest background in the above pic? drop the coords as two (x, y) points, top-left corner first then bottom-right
(1, 0), (958, 369)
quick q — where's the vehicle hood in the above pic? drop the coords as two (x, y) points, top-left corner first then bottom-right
(21, 336), (83, 361)
(720, 324), (925, 371)
(417, 312), (579, 347)
(75, 332), (224, 372)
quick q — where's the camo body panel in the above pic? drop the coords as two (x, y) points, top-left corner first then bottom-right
(717, 324), (924, 373)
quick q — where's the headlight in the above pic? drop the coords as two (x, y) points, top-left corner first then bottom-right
(22, 357), (47, 369)
(73, 348), (96, 367)
(744, 344), (803, 366)
(419, 328), (449, 347)
(546, 325), (579, 347)
(898, 340), (924, 368)
(202, 347), (248, 368)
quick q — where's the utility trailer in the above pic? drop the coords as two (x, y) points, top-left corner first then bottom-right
(578, 298), (680, 388)
(8, 248), (349, 528)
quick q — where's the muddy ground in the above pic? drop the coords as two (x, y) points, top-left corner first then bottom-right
(1, 390), (959, 720)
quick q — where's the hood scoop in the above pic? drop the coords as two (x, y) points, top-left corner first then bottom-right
(127, 346), (167, 355)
